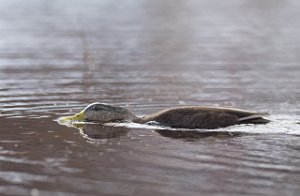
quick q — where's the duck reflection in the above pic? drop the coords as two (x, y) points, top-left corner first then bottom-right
(58, 119), (242, 140)
(75, 124), (131, 139)
(155, 129), (243, 140)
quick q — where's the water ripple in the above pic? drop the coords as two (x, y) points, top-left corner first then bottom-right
(1, 0), (300, 195)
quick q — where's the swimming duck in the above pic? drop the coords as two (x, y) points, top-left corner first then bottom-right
(59, 102), (270, 129)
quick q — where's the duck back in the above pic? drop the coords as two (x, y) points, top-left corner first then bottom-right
(140, 106), (269, 129)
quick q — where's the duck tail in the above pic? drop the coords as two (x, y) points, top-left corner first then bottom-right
(239, 113), (270, 124)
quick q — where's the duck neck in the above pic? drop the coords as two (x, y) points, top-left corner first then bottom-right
(123, 108), (148, 124)
(132, 116), (146, 124)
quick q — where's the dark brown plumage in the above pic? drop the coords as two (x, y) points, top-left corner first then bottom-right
(135, 106), (270, 129)
(82, 103), (270, 129)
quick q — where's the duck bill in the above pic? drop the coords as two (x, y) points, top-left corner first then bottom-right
(57, 111), (84, 123)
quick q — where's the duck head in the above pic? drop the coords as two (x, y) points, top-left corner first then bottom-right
(58, 102), (137, 123)
(83, 102), (137, 122)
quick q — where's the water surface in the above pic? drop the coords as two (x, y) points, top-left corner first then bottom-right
(1, 0), (300, 195)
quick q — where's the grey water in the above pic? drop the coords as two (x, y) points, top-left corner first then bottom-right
(1, 0), (300, 195)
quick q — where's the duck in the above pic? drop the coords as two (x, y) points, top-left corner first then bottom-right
(59, 102), (270, 129)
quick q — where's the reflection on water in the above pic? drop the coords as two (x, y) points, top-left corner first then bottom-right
(155, 129), (243, 140)
(1, 0), (300, 195)
(76, 123), (131, 140)
(58, 120), (244, 141)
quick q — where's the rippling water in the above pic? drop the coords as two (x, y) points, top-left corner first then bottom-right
(1, 0), (300, 195)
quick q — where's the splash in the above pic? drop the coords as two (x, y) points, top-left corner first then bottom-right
(56, 111), (84, 125)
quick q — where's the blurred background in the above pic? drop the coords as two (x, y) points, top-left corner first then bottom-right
(0, 0), (300, 195)
(1, 0), (299, 115)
